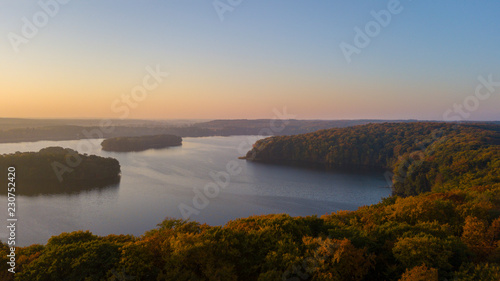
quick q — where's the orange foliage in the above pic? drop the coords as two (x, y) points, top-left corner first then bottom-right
(399, 265), (438, 281)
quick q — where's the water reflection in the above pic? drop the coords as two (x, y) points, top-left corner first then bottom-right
(0, 177), (121, 196)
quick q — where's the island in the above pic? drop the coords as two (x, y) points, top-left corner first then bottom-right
(101, 134), (182, 152)
(0, 147), (121, 195)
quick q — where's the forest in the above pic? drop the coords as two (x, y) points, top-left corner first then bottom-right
(0, 147), (121, 191)
(101, 134), (182, 152)
(244, 122), (500, 197)
(0, 122), (499, 280)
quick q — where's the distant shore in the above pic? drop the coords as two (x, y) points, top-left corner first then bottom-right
(0, 119), (442, 144)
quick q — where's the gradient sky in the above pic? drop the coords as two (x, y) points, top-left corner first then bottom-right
(1, 0), (499, 120)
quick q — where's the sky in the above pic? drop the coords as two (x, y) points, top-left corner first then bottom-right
(1, 0), (499, 121)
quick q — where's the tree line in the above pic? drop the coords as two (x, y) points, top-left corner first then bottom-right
(0, 147), (121, 190)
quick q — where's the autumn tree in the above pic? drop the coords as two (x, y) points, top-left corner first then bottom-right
(302, 237), (375, 281)
(398, 264), (438, 281)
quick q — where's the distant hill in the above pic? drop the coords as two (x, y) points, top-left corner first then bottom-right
(0, 118), (201, 130)
(0, 118), (498, 144)
(194, 119), (420, 135)
(0, 118), (419, 143)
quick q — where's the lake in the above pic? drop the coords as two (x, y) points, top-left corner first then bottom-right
(0, 136), (391, 246)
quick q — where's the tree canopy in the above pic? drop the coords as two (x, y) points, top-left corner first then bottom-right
(101, 134), (182, 152)
(0, 147), (121, 195)
(244, 122), (500, 197)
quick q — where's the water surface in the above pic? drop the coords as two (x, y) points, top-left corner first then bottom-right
(0, 136), (391, 246)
